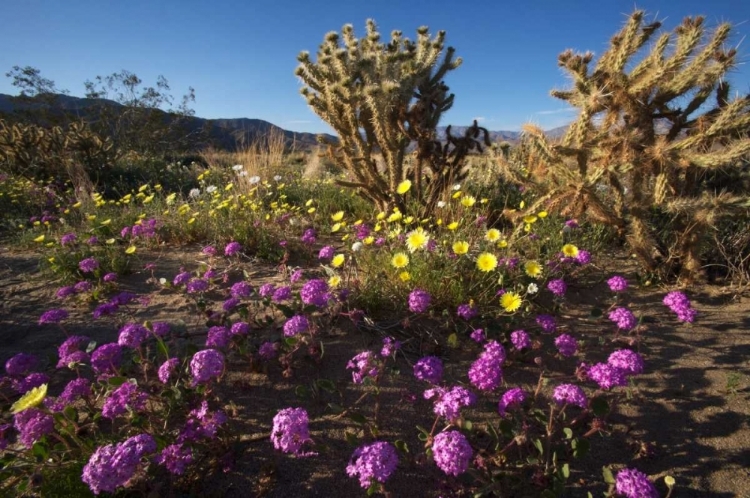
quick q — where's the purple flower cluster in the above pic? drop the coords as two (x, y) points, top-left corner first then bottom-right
(202, 245), (217, 256)
(547, 278), (567, 297)
(206, 326), (231, 348)
(283, 315), (309, 337)
(346, 441), (398, 489)
(190, 349), (224, 385)
(432, 430), (473, 476)
(408, 288), (431, 313)
(272, 285), (292, 303)
(588, 349), (645, 390)
(5, 353), (38, 376)
(224, 241), (242, 256)
(457, 302), (478, 320)
(301, 228), (317, 245)
(608, 307), (637, 330)
(186, 278), (209, 294)
(468, 341), (505, 391)
(258, 283), (276, 298)
(536, 314), (557, 333)
(347, 351), (379, 384)
(117, 322), (149, 348)
(607, 275), (628, 292)
(318, 245), (335, 260)
(552, 384), (587, 408)
(60, 233), (77, 246)
(90, 343), (123, 376)
(82, 434), (156, 495)
(47, 378), (92, 412)
(615, 468), (659, 498)
(231, 281), (252, 298)
(608, 349), (645, 376)
(413, 356), (443, 384)
(13, 372), (49, 394)
(300, 279), (329, 307)
(14, 408), (54, 448)
(554, 334), (578, 357)
(78, 257), (99, 273)
(158, 358), (180, 384)
(663, 291), (697, 323)
(101, 381), (148, 420)
(152, 322), (170, 337)
(154, 443), (193, 475)
(231, 321), (250, 336)
(424, 386), (476, 422)
(470, 328), (485, 343)
(575, 250), (591, 265)
(173, 271), (191, 286)
(258, 341), (278, 360)
(178, 401), (227, 442)
(380, 337), (401, 357)
(510, 330), (531, 350)
(39, 308), (68, 324)
(498, 387), (527, 416)
(271, 407), (312, 456)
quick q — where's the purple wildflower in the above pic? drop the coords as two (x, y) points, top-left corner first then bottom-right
(186, 278), (209, 293)
(60, 233), (77, 246)
(224, 241), (242, 256)
(178, 401), (227, 442)
(470, 328), (485, 343)
(5, 353), (38, 376)
(347, 351), (379, 384)
(608, 349), (644, 376)
(663, 291), (697, 323)
(90, 343), (123, 376)
(510, 330), (531, 349)
(92, 302), (118, 319)
(118, 322), (149, 348)
(102, 272), (118, 282)
(607, 275), (628, 292)
(283, 315), (309, 337)
(271, 407), (313, 456)
(536, 314), (557, 333)
(290, 269), (303, 283)
(346, 442), (398, 489)
(223, 297), (240, 311)
(318, 245), (335, 260)
(552, 384), (588, 408)
(152, 322), (170, 337)
(230, 281), (252, 298)
(13, 373), (49, 394)
(82, 434), (156, 495)
(258, 283), (276, 298)
(173, 271), (191, 286)
(408, 288), (431, 313)
(158, 358), (180, 384)
(413, 356), (443, 384)
(79, 257), (99, 273)
(230, 321), (250, 336)
(189, 349), (224, 385)
(300, 279), (329, 307)
(57, 335), (91, 368)
(554, 334), (578, 357)
(258, 341), (278, 360)
(615, 468), (659, 498)
(14, 408), (54, 448)
(432, 430), (473, 476)
(588, 363), (628, 390)
(301, 228), (317, 245)
(202, 245), (217, 256)
(457, 302), (478, 320)
(74, 281), (92, 293)
(206, 326), (231, 348)
(608, 307), (637, 330)
(380, 337), (401, 357)
(575, 250), (591, 265)
(56, 285), (76, 299)
(101, 381), (148, 420)
(48, 378), (91, 411)
(547, 278), (567, 297)
(154, 444), (194, 475)
(39, 308), (68, 324)
(424, 386), (476, 422)
(272, 285), (292, 303)
(498, 387), (527, 416)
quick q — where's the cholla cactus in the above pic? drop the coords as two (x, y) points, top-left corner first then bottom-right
(295, 20), (487, 212)
(498, 11), (750, 281)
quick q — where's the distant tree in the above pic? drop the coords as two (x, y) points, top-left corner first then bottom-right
(5, 65), (67, 97)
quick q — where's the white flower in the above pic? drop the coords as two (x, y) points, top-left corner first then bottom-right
(206, 185), (218, 193)
(189, 188), (201, 198)
(351, 242), (363, 252)
(249, 175), (261, 184)
(232, 164), (244, 172)
(159, 277), (167, 285)
(437, 201), (446, 208)
(452, 183), (461, 191)
(239, 171), (248, 177)
(527, 283), (539, 294)
(274, 175), (282, 181)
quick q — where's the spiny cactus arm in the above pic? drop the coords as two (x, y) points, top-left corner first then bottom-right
(629, 32), (671, 83)
(685, 139), (750, 168)
(669, 97), (750, 150)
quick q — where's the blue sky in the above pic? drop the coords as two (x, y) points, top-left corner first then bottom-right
(3, 0), (749, 134)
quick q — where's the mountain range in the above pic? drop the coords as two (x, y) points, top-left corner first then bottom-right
(0, 92), (567, 151)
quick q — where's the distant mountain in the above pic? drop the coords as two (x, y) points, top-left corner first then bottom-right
(0, 92), (568, 151)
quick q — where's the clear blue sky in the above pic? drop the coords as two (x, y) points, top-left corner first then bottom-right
(3, 0), (749, 134)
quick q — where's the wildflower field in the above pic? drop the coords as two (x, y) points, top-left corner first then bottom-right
(1, 10), (750, 498)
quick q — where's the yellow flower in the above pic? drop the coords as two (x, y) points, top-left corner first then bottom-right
(524, 260), (542, 278)
(485, 229), (501, 242)
(308, 207), (316, 214)
(664, 476), (675, 488)
(138, 184), (149, 192)
(497, 239), (508, 248)
(33, 234), (45, 243)
(391, 252), (409, 268)
(100, 219), (112, 226)
(406, 227), (429, 252)
(452, 191), (462, 199)
(363, 236), (375, 245)
(305, 199), (314, 207)
(396, 179), (412, 194)
(328, 275), (341, 288)
(125, 246), (137, 254)
(538, 211), (548, 218)
(187, 217), (196, 224)
(452, 241), (469, 255)
(331, 223), (342, 233)
(523, 215), (538, 224)
(331, 211), (344, 222)
(376, 211), (386, 221)
(399, 271), (411, 282)
(461, 195), (476, 207)
(331, 254), (345, 267)
(447, 221), (459, 231)
(143, 194), (154, 204)
(11, 384), (47, 414)
(476, 252), (498, 272)
(519, 200), (525, 209)
(87, 214), (97, 221)
(105, 238), (115, 244)
(72, 202), (82, 208)
(561, 244), (579, 258)
(500, 292), (522, 313)
(387, 211), (403, 223)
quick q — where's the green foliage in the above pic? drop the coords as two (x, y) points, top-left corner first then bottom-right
(296, 20), (490, 213)
(497, 11), (750, 282)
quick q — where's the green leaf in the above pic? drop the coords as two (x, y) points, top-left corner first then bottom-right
(283, 336), (298, 347)
(591, 397), (609, 417)
(463, 419), (473, 431)
(533, 438), (544, 455)
(416, 425), (430, 436)
(156, 337), (169, 359)
(447, 333), (459, 348)
(602, 466), (615, 484)
(276, 304), (296, 318)
(487, 422), (500, 441)
(63, 405), (77, 422)
(562, 463), (570, 479)
(590, 307), (602, 318)
(316, 379), (336, 393)
(572, 438), (590, 458)
(563, 427), (573, 439)
(107, 376), (127, 386)
(394, 440), (409, 454)
(295, 385), (308, 398)
(32, 441), (48, 461)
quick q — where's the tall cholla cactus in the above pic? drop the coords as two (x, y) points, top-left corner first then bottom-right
(296, 20), (487, 212)
(498, 11), (750, 281)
